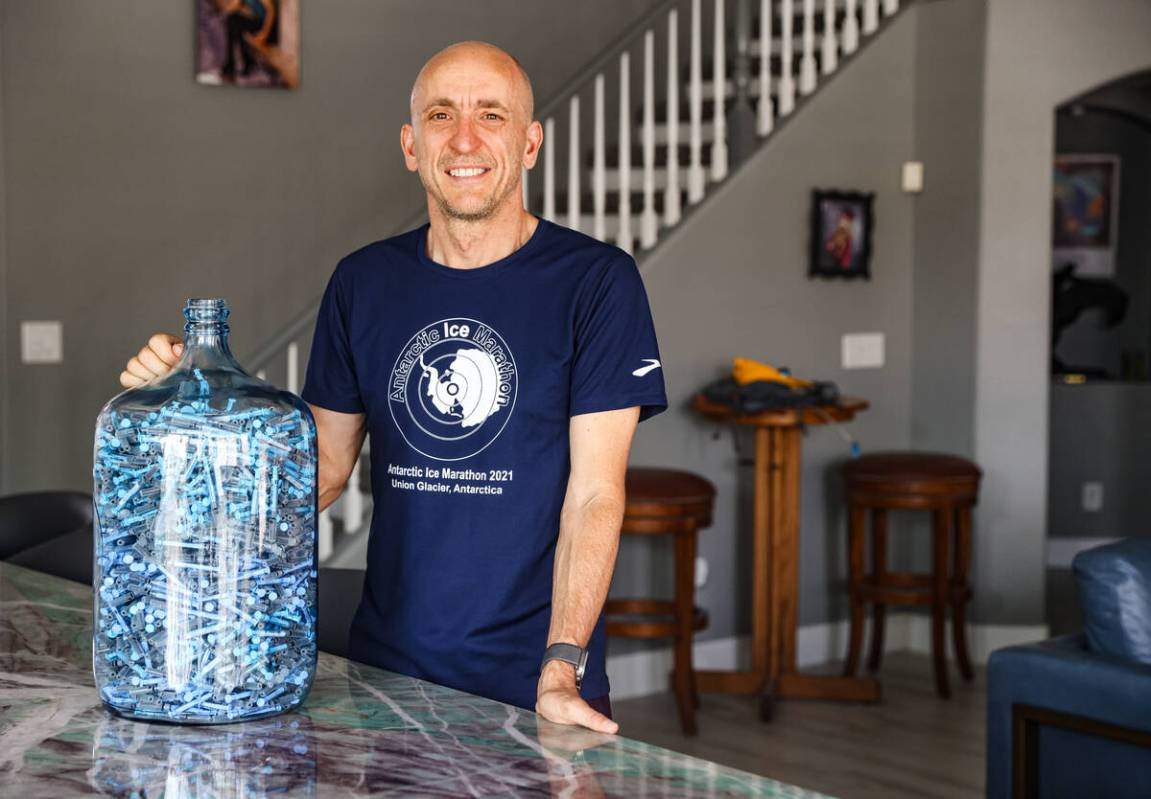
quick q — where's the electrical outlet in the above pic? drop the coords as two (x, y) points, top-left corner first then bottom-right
(1082, 482), (1104, 512)
(20, 321), (63, 364)
(842, 332), (885, 369)
(694, 556), (708, 589)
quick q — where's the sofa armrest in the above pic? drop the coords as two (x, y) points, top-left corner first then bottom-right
(987, 634), (1151, 798)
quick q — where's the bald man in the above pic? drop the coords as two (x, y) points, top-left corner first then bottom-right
(122, 41), (666, 732)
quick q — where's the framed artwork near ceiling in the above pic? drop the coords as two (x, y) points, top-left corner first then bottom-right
(1052, 154), (1120, 277)
(196, 0), (300, 90)
(809, 189), (874, 280)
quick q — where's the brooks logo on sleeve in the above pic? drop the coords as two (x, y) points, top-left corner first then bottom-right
(631, 358), (662, 377)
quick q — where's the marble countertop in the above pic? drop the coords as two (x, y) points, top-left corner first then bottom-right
(0, 561), (831, 797)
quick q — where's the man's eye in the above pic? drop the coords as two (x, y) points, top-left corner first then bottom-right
(484, 113), (502, 121)
(430, 112), (449, 121)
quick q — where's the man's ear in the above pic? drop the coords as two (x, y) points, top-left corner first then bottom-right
(401, 123), (418, 173)
(522, 120), (544, 170)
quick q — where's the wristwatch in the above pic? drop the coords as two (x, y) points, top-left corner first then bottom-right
(540, 642), (588, 688)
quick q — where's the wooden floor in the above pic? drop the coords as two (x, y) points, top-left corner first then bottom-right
(612, 653), (985, 799)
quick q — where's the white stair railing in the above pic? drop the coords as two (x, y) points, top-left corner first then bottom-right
(688, 0), (705, 203)
(664, 8), (682, 227)
(710, 0), (729, 182)
(800, 0), (817, 95)
(641, 29), (659, 249)
(822, 0), (839, 74)
(779, 0), (797, 115)
(618, 52), (634, 254)
(863, 0), (879, 34)
(843, 0), (860, 54)
(757, 0), (773, 135)
(244, 0), (911, 565)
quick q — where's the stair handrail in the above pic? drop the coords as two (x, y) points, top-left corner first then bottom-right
(244, 0), (684, 373)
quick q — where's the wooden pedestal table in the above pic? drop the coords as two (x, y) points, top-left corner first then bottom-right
(691, 394), (881, 720)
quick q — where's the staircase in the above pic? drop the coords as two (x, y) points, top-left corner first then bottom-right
(246, 0), (909, 565)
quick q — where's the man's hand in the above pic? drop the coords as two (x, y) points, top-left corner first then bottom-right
(535, 660), (618, 735)
(120, 333), (184, 388)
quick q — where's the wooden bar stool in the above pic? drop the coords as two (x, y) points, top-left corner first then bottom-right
(606, 468), (714, 734)
(842, 452), (982, 698)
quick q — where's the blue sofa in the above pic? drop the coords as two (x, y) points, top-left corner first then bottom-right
(987, 539), (1151, 798)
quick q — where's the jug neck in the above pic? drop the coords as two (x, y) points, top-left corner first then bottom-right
(182, 298), (238, 364)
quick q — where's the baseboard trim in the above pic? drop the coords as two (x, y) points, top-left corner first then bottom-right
(605, 614), (1049, 700)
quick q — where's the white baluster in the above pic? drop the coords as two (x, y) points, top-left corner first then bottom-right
(641, 29), (658, 249)
(664, 8), (682, 226)
(711, 0), (728, 182)
(544, 117), (556, 221)
(568, 96), (581, 231)
(842, 0), (860, 54)
(799, 0), (816, 94)
(863, 0), (878, 34)
(778, 0), (796, 115)
(286, 342), (299, 394)
(344, 457), (364, 533)
(593, 74), (607, 242)
(688, 0), (705, 203)
(618, 51), (634, 254)
(883, 0), (898, 16)
(757, 0), (773, 136)
(821, 0), (838, 74)
(318, 510), (333, 562)
(521, 167), (529, 211)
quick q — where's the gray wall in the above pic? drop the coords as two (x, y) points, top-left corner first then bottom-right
(974, 0), (1151, 625)
(622, 12), (918, 635)
(1049, 384), (1151, 540)
(909, 0), (984, 458)
(0, 0), (659, 495)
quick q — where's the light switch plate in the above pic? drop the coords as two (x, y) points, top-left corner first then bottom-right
(902, 161), (924, 193)
(842, 332), (885, 369)
(21, 321), (63, 364)
(1082, 481), (1104, 512)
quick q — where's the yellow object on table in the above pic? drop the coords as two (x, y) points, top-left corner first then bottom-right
(732, 357), (813, 390)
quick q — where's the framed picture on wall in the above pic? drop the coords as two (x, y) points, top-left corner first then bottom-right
(1052, 154), (1120, 277)
(809, 189), (874, 279)
(196, 0), (301, 90)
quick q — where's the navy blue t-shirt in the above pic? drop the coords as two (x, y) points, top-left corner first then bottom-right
(301, 218), (667, 710)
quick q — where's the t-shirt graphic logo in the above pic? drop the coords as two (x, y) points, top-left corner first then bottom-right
(389, 318), (518, 461)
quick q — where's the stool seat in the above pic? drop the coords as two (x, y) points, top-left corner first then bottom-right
(625, 468), (716, 526)
(846, 451), (980, 485)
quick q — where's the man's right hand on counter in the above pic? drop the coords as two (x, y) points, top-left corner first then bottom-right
(120, 333), (183, 388)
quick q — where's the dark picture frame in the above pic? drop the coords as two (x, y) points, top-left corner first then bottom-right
(196, 0), (301, 90)
(809, 189), (875, 279)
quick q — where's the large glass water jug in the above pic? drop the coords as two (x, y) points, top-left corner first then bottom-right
(93, 298), (318, 723)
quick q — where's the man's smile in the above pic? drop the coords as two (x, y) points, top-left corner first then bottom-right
(445, 166), (492, 180)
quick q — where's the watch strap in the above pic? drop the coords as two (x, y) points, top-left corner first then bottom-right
(541, 642), (588, 687)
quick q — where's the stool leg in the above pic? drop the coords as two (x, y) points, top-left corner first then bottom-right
(866, 509), (888, 673)
(844, 502), (867, 677)
(952, 507), (975, 681)
(932, 508), (952, 699)
(673, 523), (698, 735)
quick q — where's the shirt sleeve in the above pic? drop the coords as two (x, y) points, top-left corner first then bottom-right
(569, 254), (668, 422)
(301, 263), (365, 414)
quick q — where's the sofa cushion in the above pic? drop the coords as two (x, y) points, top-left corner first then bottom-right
(1073, 538), (1151, 665)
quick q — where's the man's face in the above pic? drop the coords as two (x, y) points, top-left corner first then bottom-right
(403, 48), (540, 222)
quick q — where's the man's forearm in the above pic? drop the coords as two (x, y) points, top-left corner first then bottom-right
(545, 489), (625, 659)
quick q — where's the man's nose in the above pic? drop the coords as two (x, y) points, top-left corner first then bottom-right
(449, 117), (480, 153)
